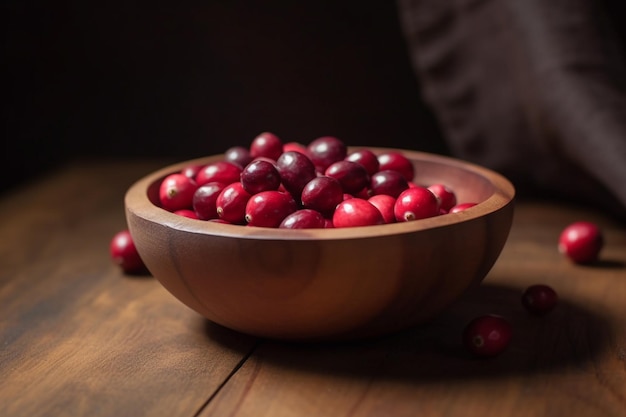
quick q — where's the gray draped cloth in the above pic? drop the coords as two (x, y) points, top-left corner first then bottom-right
(397, 0), (626, 219)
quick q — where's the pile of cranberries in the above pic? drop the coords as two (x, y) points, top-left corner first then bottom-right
(156, 132), (477, 229)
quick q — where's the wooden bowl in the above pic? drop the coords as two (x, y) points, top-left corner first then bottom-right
(125, 148), (515, 340)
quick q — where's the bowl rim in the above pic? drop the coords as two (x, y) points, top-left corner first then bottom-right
(125, 147), (515, 241)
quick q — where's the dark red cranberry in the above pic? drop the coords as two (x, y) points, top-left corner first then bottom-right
(192, 182), (227, 220)
(449, 202), (478, 213)
(110, 230), (147, 274)
(307, 136), (347, 172)
(368, 194), (397, 224)
(463, 315), (512, 358)
(196, 161), (242, 186)
(216, 182), (252, 224)
(301, 176), (344, 217)
(250, 132), (283, 160)
(378, 152), (415, 181)
(325, 160), (370, 195)
(394, 186), (440, 222)
(224, 146), (253, 168)
(279, 209), (327, 229)
(240, 159), (281, 195)
(558, 221), (604, 264)
(522, 284), (558, 316)
(276, 151), (317, 199)
(245, 191), (297, 228)
(181, 164), (203, 180)
(370, 170), (409, 198)
(332, 198), (385, 228)
(345, 149), (380, 175)
(159, 173), (198, 212)
(427, 183), (457, 212)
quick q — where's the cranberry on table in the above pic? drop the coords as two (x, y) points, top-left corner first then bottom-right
(370, 170), (409, 198)
(110, 230), (147, 274)
(333, 198), (385, 228)
(558, 221), (604, 264)
(377, 152), (415, 182)
(216, 182), (252, 224)
(245, 190), (297, 228)
(307, 136), (347, 172)
(522, 284), (558, 316)
(276, 150), (317, 199)
(158, 173), (198, 212)
(240, 159), (281, 195)
(193, 182), (227, 220)
(250, 132), (283, 160)
(196, 161), (242, 186)
(394, 186), (440, 222)
(279, 209), (327, 229)
(324, 160), (370, 195)
(368, 194), (396, 224)
(462, 315), (512, 358)
(301, 176), (344, 216)
(345, 149), (380, 175)
(224, 146), (253, 168)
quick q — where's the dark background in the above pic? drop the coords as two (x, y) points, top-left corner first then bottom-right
(4, 1), (447, 193)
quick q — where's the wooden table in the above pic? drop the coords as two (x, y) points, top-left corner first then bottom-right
(1, 159), (625, 417)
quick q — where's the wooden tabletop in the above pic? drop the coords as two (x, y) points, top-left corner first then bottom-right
(1, 159), (625, 417)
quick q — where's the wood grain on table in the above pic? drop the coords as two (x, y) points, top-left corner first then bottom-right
(1, 160), (624, 417)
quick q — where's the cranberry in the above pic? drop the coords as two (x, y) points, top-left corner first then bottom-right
(462, 315), (512, 358)
(333, 198), (385, 228)
(224, 146), (253, 168)
(307, 136), (347, 172)
(173, 209), (199, 219)
(325, 160), (370, 195)
(427, 183), (457, 212)
(276, 150), (317, 199)
(181, 164), (203, 180)
(245, 191), (297, 228)
(283, 141), (309, 155)
(240, 159), (281, 195)
(345, 149), (380, 175)
(378, 152), (415, 181)
(558, 221), (604, 264)
(196, 161), (242, 186)
(279, 209), (327, 229)
(522, 284), (558, 316)
(250, 132), (283, 160)
(193, 182), (227, 220)
(368, 194), (397, 224)
(394, 186), (440, 222)
(110, 230), (147, 274)
(301, 176), (344, 216)
(449, 202), (478, 213)
(370, 170), (409, 198)
(159, 173), (198, 212)
(216, 182), (252, 224)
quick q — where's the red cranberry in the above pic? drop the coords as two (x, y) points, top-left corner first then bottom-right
(427, 183), (457, 212)
(378, 152), (415, 181)
(449, 202), (478, 213)
(333, 198), (385, 228)
(324, 160), (370, 195)
(159, 173), (198, 212)
(216, 182), (252, 224)
(394, 186), (440, 222)
(558, 221), (604, 264)
(245, 191), (297, 228)
(522, 284), (558, 316)
(192, 182), (227, 220)
(345, 149), (380, 175)
(173, 209), (199, 219)
(279, 209), (327, 229)
(250, 132), (283, 160)
(301, 176), (344, 216)
(110, 230), (147, 274)
(181, 164), (203, 180)
(368, 194), (397, 224)
(462, 315), (512, 358)
(240, 159), (281, 195)
(283, 141), (309, 155)
(307, 136), (347, 172)
(196, 161), (242, 186)
(370, 170), (409, 198)
(276, 150), (317, 199)
(224, 146), (253, 168)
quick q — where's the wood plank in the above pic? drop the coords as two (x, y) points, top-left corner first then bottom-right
(199, 200), (626, 417)
(0, 160), (258, 417)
